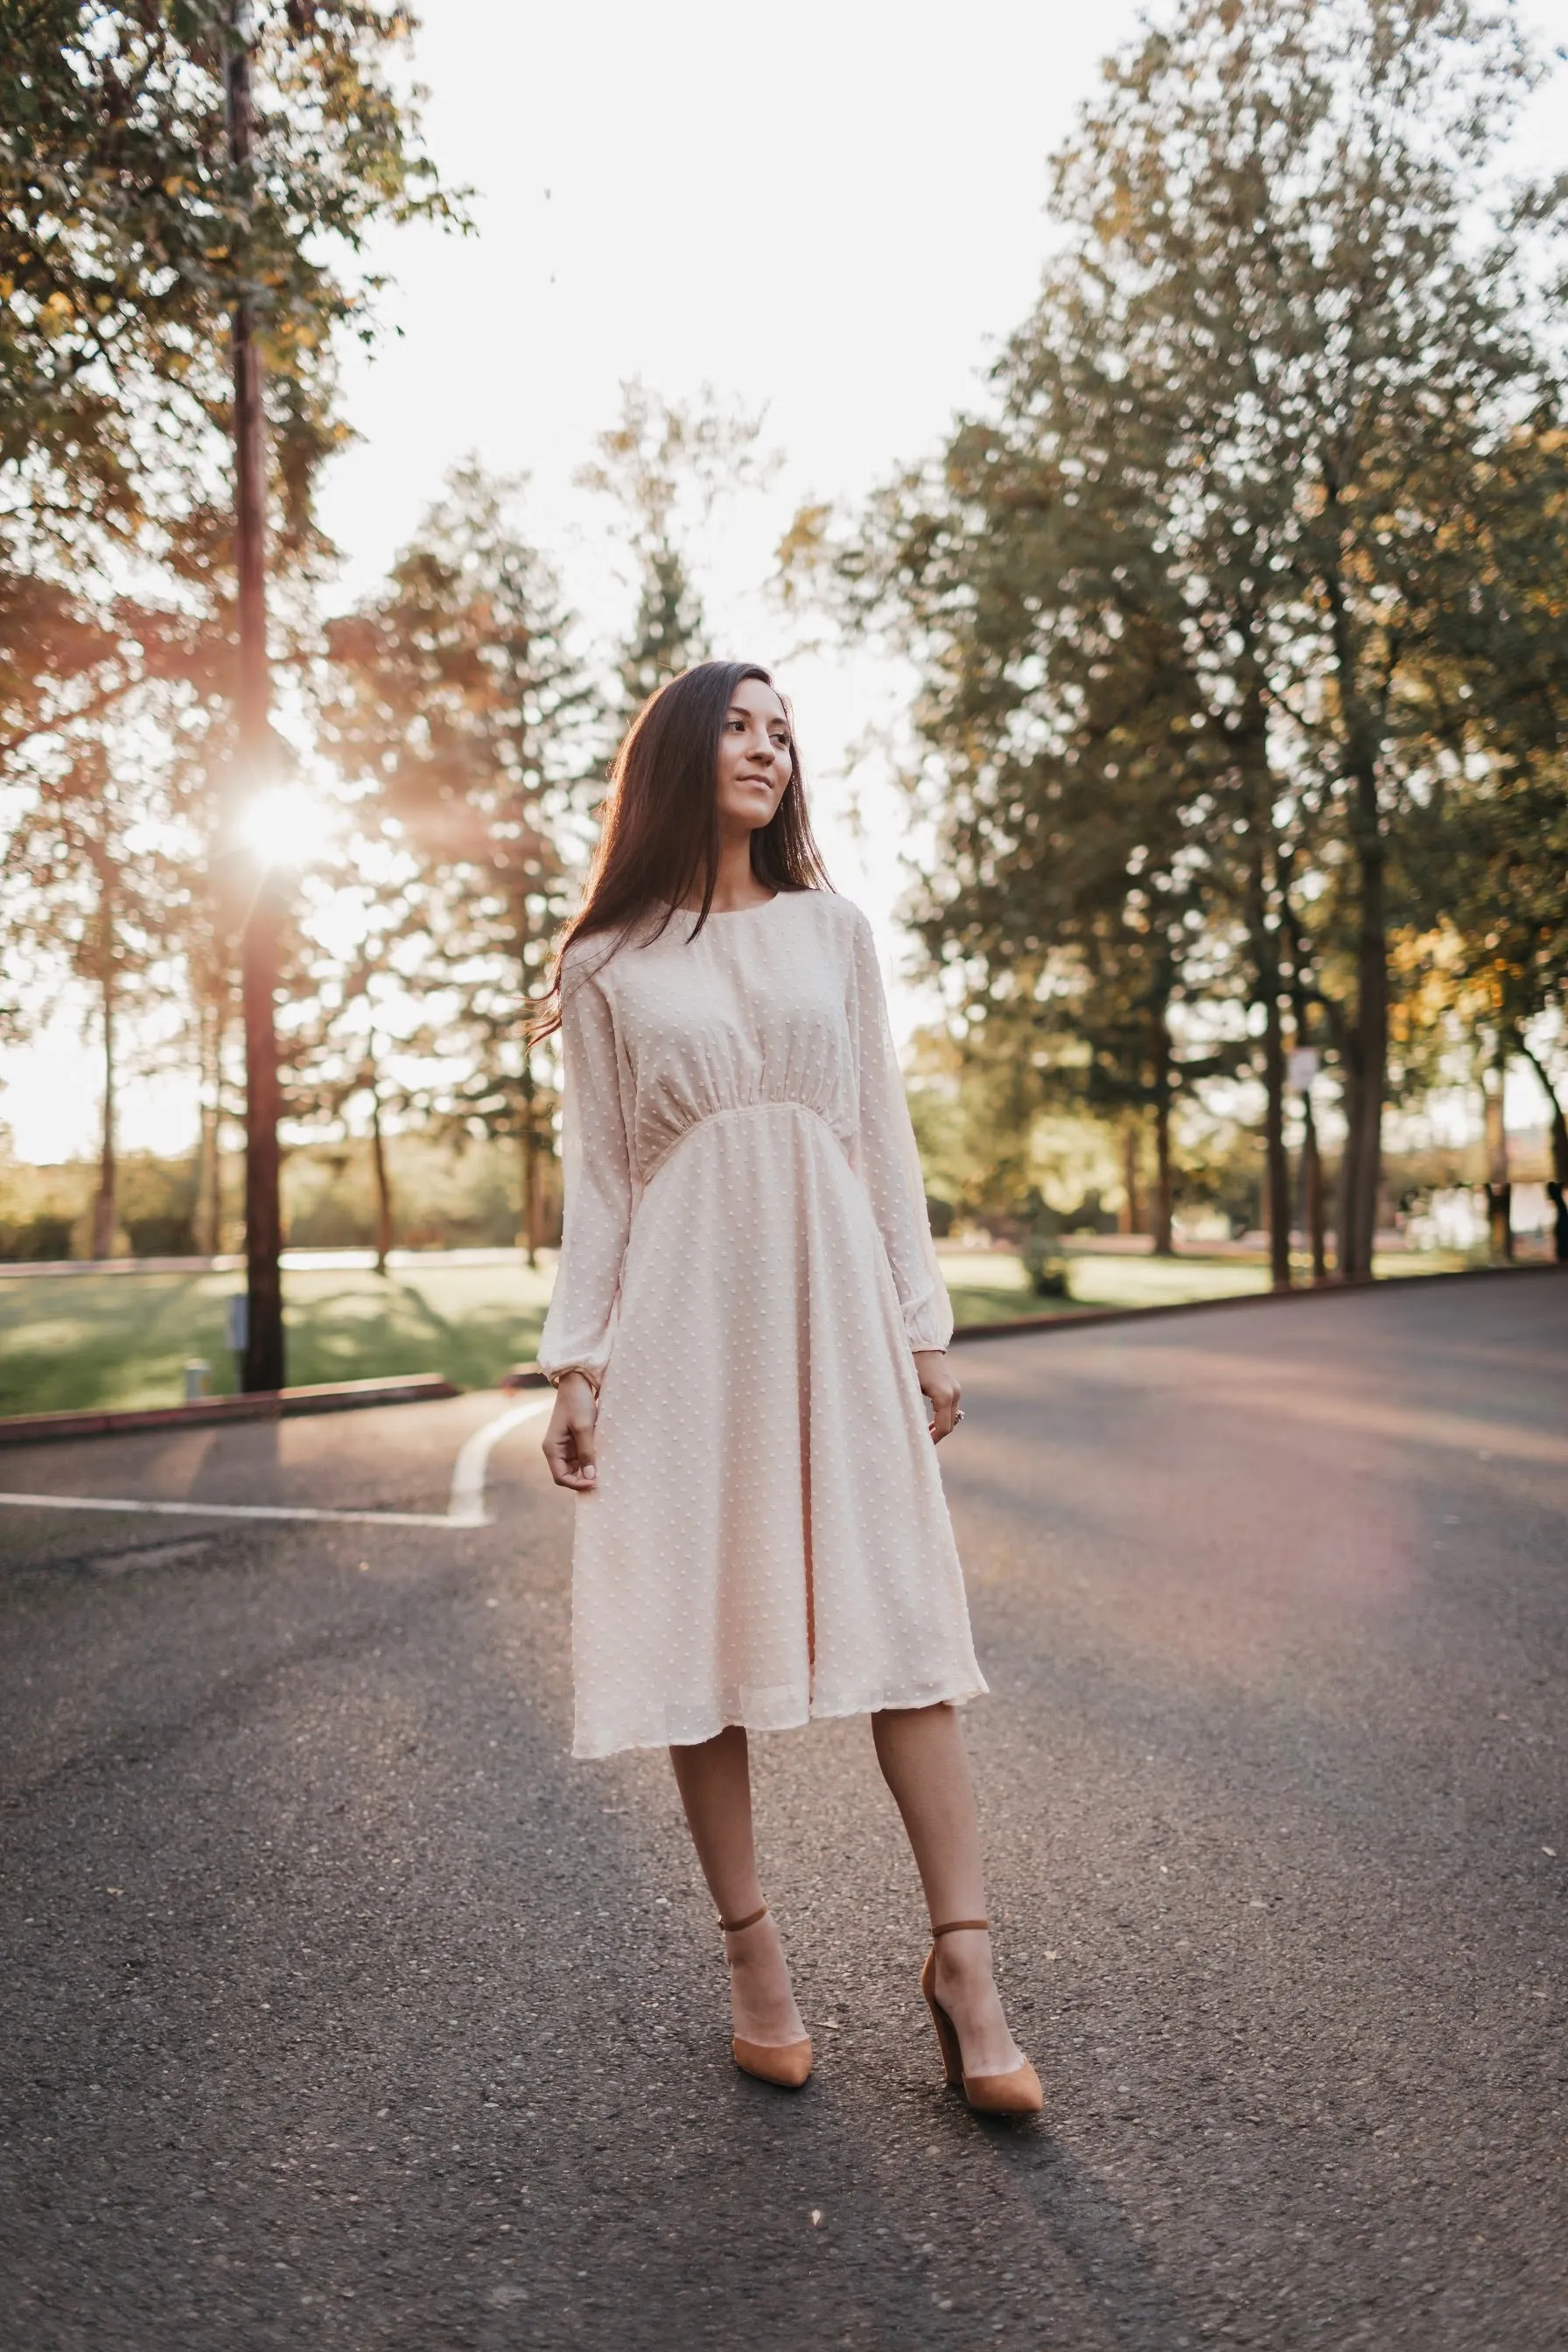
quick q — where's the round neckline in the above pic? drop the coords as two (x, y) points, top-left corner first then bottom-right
(662, 892), (782, 918)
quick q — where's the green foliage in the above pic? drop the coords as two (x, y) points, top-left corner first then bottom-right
(313, 461), (598, 1252)
(0, 1129), (557, 1264)
(281, 1130), (535, 1252)
(1019, 1224), (1069, 1298)
(0, 1212), (75, 1261)
(797, 0), (1568, 1279)
(906, 1032), (1143, 1234)
(617, 543), (708, 717)
(0, 0), (459, 560)
(0, 1), (464, 1272)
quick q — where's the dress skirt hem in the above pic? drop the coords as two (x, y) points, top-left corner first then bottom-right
(572, 1666), (990, 1761)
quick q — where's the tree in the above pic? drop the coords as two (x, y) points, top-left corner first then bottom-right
(1426, 764), (1568, 1205)
(1401, 406), (1568, 1204)
(0, 713), (181, 1256)
(318, 462), (598, 1261)
(1, 2), (457, 559)
(788, 318), (1279, 1269)
(1040, 0), (1566, 1279)
(2, 0), (461, 1368)
(578, 379), (775, 717)
(286, 892), (424, 1273)
(794, 0), (1567, 1284)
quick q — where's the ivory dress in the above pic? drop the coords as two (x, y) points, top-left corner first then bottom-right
(536, 887), (987, 1759)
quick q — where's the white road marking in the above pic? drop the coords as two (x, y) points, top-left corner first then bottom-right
(0, 1396), (554, 1532)
(0, 1493), (455, 1528)
(447, 1397), (553, 1526)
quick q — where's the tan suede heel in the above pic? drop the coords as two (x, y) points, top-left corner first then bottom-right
(720, 1903), (813, 2089)
(921, 1919), (1042, 2117)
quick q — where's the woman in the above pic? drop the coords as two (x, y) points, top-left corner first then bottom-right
(536, 661), (1040, 2115)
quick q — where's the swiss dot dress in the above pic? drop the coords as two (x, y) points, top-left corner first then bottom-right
(536, 887), (987, 1759)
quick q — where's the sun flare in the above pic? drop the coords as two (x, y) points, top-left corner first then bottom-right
(238, 782), (339, 869)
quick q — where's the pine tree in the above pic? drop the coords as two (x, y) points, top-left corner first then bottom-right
(318, 462), (598, 1260)
(578, 379), (774, 719)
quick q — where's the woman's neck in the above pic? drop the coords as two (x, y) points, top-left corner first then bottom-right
(680, 834), (776, 914)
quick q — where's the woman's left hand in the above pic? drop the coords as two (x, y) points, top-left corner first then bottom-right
(914, 1348), (962, 1442)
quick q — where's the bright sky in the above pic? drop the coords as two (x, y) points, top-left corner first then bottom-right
(5, 0), (1566, 1163)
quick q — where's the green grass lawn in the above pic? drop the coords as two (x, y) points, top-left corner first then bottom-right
(939, 1247), (1270, 1324)
(0, 1257), (557, 1418)
(0, 1242), (1496, 1418)
(937, 1242), (1482, 1326)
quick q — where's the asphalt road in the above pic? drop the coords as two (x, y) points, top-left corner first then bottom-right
(2, 1272), (1564, 2351)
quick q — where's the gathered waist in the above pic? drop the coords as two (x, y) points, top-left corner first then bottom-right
(637, 1098), (848, 1189)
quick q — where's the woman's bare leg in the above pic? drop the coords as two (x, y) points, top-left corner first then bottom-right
(668, 1726), (805, 2048)
(872, 1703), (1026, 2076)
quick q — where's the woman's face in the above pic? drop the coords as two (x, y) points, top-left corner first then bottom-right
(714, 677), (793, 837)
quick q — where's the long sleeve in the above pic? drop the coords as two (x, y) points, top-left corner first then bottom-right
(536, 954), (635, 1387)
(846, 911), (954, 1352)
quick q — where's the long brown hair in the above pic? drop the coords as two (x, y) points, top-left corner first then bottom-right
(531, 660), (832, 1040)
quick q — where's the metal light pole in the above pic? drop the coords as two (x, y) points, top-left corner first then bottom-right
(226, 3), (285, 1391)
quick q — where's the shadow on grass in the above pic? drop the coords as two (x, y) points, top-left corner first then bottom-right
(0, 1264), (553, 1416)
(284, 1279), (546, 1393)
(0, 1273), (242, 1415)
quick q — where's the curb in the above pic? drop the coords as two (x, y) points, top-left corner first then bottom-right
(1, 1264), (1555, 1443)
(948, 1257), (1562, 1346)
(0, 1372), (461, 1450)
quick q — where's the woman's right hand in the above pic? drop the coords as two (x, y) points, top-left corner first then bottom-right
(542, 1370), (598, 1491)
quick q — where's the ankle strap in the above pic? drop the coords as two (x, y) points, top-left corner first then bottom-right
(719, 1901), (768, 1934)
(931, 1916), (989, 1937)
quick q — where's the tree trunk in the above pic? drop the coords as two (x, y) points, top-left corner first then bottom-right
(1278, 844), (1328, 1285)
(1519, 1044), (1568, 1189)
(1300, 1095), (1327, 1285)
(1322, 553), (1389, 1284)
(194, 1117), (218, 1257)
(194, 998), (223, 1258)
(92, 962), (117, 1261)
(1150, 994), (1174, 1255)
(1336, 1031), (1363, 1278)
(1244, 824), (1292, 1292)
(228, 17), (284, 1393)
(1341, 804), (1389, 1282)
(1484, 1048), (1512, 1262)
(1120, 1121), (1143, 1236)
(1261, 986), (1292, 1292)
(1152, 1102), (1173, 1254)
(519, 1052), (542, 1267)
(527, 1102), (545, 1262)
(368, 1059), (395, 1276)
(514, 872), (546, 1268)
